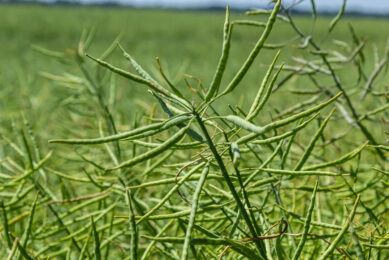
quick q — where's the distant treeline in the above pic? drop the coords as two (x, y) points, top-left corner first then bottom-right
(1, 0), (389, 17)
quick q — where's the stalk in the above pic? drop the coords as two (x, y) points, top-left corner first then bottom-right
(193, 111), (267, 259)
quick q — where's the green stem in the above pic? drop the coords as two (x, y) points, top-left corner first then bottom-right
(284, 9), (385, 160)
(193, 111), (267, 259)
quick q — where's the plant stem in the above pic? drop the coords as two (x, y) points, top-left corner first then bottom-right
(193, 111), (267, 259)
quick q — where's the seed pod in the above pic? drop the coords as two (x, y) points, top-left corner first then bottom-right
(225, 92), (342, 136)
(111, 121), (191, 170)
(49, 115), (189, 145)
(246, 50), (281, 121)
(205, 6), (232, 101)
(231, 142), (241, 167)
(221, 0), (281, 96)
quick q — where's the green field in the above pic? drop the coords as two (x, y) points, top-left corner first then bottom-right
(0, 3), (388, 259)
(1, 5), (389, 136)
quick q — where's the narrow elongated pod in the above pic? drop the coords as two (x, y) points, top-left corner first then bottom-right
(225, 92), (342, 136)
(329, 0), (346, 33)
(86, 53), (168, 96)
(91, 217), (101, 260)
(49, 115), (189, 145)
(111, 121), (191, 170)
(246, 50), (281, 121)
(292, 182), (318, 260)
(141, 220), (174, 260)
(20, 193), (39, 248)
(142, 236), (260, 259)
(136, 162), (205, 224)
(220, 0), (281, 96)
(156, 57), (185, 98)
(303, 141), (368, 170)
(231, 142), (241, 167)
(260, 168), (344, 176)
(247, 63), (284, 120)
(294, 108), (336, 171)
(118, 43), (165, 91)
(181, 164), (209, 260)
(204, 6), (232, 101)
(124, 187), (138, 260)
(318, 195), (360, 260)
(237, 113), (318, 145)
(118, 43), (191, 107)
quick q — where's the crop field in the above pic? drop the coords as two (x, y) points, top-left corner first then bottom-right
(0, 1), (388, 259)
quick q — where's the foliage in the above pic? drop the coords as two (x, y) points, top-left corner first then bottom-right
(1, 0), (388, 259)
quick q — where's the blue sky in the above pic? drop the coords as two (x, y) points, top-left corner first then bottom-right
(39, 0), (389, 14)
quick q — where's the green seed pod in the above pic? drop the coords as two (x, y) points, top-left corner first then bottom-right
(111, 121), (192, 170)
(231, 142), (241, 167)
(49, 115), (189, 145)
(225, 92), (342, 136)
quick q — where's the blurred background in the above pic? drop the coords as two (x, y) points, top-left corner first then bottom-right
(0, 0), (388, 139)
(2, 0), (389, 14)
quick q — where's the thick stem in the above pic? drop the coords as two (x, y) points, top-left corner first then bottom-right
(193, 111), (267, 259)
